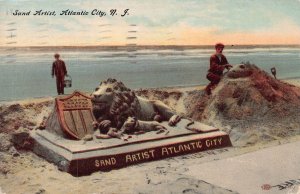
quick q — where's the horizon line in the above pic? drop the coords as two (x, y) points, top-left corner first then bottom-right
(1, 44), (300, 48)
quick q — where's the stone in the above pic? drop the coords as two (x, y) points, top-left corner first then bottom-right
(83, 134), (93, 141)
(0, 134), (12, 152)
(8, 146), (20, 157)
(35, 188), (46, 194)
(12, 131), (34, 150)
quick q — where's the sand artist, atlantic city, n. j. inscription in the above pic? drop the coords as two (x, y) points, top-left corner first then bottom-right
(12, 9), (130, 17)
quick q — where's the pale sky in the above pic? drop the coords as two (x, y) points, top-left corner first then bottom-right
(1, 0), (300, 46)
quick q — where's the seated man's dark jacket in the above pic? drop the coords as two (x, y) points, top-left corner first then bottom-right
(208, 54), (228, 76)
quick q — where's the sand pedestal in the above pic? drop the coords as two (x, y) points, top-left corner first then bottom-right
(30, 91), (232, 176)
(30, 127), (231, 176)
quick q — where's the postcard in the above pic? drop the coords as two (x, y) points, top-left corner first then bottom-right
(0, 1), (300, 194)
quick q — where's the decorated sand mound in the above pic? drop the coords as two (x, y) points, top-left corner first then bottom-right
(185, 64), (300, 146)
(130, 64), (300, 146)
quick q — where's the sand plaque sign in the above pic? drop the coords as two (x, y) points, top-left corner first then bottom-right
(68, 134), (231, 175)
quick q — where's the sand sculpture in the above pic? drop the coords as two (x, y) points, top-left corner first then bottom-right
(26, 78), (231, 175)
(91, 78), (181, 139)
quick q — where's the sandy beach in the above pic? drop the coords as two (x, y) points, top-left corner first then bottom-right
(2, 0), (300, 192)
(1, 66), (300, 194)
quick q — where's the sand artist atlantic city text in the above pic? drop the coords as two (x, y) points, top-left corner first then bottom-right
(94, 137), (224, 169)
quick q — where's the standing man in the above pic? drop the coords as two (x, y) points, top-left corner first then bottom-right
(205, 43), (232, 95)
(52, 53), (67, 95)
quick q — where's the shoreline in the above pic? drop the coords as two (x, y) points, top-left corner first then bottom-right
(1, 78), (299, 104)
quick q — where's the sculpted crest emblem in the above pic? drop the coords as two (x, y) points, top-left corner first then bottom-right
(54, 91), (95, 139)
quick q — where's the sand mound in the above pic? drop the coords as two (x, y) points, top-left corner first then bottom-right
(134, 66), (300, 147)
(0, 99), (53, 173)
(0, 99), (53, 134)
(186, 64), (300, 146)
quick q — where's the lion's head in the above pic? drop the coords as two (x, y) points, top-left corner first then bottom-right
(91, 78), (140, 128)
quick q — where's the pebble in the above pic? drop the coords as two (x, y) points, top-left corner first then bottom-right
(83, 134), (93, 141)
(35, 188), (46, 194)
(8, 147), (20, 157)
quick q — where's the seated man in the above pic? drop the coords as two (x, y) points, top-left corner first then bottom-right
(205, 43), (232, 95)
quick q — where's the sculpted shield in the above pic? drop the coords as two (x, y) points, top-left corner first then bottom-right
(55, 91), (95, 139)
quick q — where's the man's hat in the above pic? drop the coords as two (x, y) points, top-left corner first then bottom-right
(215, 43), (225, 49)
(54, 53), (60, 58)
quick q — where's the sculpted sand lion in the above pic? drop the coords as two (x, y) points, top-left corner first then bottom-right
(91, 78), (181, 139)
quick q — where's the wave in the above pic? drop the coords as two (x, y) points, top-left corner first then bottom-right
(0, 46), (300, 66)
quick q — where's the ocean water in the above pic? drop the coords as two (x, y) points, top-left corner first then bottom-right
(0, 46), (300, 101)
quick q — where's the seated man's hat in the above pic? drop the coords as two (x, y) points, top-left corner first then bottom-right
(215, 43), (225, 49)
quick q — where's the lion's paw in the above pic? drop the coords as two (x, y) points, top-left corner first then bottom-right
(168, 115), (181, 126)
(154, 123), (166, 130)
